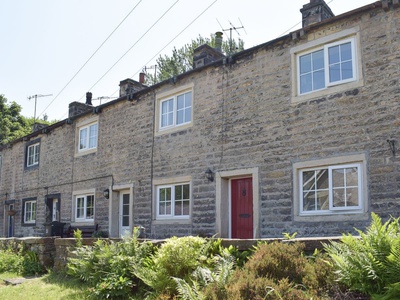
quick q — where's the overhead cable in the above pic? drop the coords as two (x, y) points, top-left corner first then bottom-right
(37, 0), (143, 119)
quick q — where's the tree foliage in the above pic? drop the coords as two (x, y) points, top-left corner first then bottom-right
(0, 94), (55, 145)
(145, 34), (244, 85)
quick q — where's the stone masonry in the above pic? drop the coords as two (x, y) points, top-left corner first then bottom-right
(0, 1), (399, 239)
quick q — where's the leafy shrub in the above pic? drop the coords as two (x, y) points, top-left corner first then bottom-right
(174, 252), (236, 300)
(20, 250), (45, 276)
(0, 248), (22, 273)
(67, 227), (155, 299)
(324, 213), (400, 298)
(134, 236), (214, 298)
(224, 241), (333, 299)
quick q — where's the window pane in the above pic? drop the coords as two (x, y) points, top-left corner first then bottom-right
(332, 188), (345, 207)
(165, 202), (171, 215)
(328, 45), (340, 64)
(177, 110), (183, 124)
(313, 49), (324, 71)
(182, 184), (190, 199)
(122, 216), (129, 226)
(159, 202), (166, 215)
(346, 187), (359, 207)
(341, 61), (353, 80)
(76, 197), (84, 218)
(89, 124), (97, 148)
(300, 54), (311, 74)
(185, 92), (192, 107)
(300, 73), (312, 94)
(313, 69), (325, 90)
(185, 108), (191, 123)
(303, 171), (315, 190)
(175, 185), (182, 200)
(177, 94), (184, 109)
(175, 200), (183, 215)
(317, 190), (329, 210)
(182, 200), (190, 215)
(332, 169), (345, 188)
(79, 128), (87, 149)
(341, 42), (352, 61)
(329, 63), (341, 82)
(316, 169), (329, 189)
(303, 191), (315, 211)
(346, 167), (359, 186)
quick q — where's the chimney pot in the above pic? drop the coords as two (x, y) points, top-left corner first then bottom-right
(139, 72), (145, 84)
(86, 92), (93, 106)
(214, 31), (223, 53)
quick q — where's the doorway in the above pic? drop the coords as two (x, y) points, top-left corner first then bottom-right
(215, 167), (259, 239)
(231, 178), (253, 239)
(119, 192), (131, 237)
(7, 204), (15, 237)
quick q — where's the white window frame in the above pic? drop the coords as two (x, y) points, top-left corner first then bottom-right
(24, 200), (37, 224)
(297, 37), (357, 96)
(156, 183), (191, 220)
(299, 163), (363, 216)
(290, 26), (364, 104)
(159, 91), (192, 130)
(75, 194), (95, 222)
(27, 143), (40, 167)
(78, 122), (98, 152)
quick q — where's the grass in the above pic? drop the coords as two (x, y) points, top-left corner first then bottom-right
(0, 271), (87, 300)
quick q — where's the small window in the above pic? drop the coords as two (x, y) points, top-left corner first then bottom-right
(27, 143), (40, 167)
(75, 194), (95, 222)
(78, 123), (98, 152)
(298, 38), (356, 95)
(160, 91), (192, 130)
(23, 200), (37, 224)
(157, 183), (190, 219)
(300, 163), (362, 215)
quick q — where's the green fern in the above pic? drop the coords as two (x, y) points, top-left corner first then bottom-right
(324, 213), (400, 296)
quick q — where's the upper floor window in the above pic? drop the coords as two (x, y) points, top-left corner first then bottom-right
(23, 199), (37, 224)
(75, 194), (95, 222)
(26, 143), (40, 167)
(157, 183), (190, 219)
(300, 163), (362, 215)
(298, 38), (356, 95)
(79, 122), (98, 152)
(160, 91), (192, 130)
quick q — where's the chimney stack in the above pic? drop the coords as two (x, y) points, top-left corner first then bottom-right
(214, 31), (223, 53)
(86, 92), (93, 106)
(300, 0), (334, 27)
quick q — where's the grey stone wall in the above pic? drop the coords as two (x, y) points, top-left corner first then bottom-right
(0, 4), (399, 239)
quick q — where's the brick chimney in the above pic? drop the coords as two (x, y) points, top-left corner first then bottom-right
(300, 0), (334, 27)
(193, 44), (225, 69)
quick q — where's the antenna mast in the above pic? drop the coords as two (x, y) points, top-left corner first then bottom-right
(27, 94), (53, 122)
(217, 18), (246, 55)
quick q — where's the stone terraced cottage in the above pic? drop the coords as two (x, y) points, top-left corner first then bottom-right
(0, 0), (399, 239)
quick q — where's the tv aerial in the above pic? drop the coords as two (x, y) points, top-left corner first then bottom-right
(216, 18), (247, 54)
(27, 94), (53, 122)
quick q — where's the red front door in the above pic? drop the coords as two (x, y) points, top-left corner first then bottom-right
(231, 178), (253, 239)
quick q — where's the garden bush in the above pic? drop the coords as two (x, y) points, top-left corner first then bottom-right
(222, 241), (334, 300)
(324, 213), (400, 299)
(134, 236), (212, 298)
(0, 241), (44, 276)
(67, 227), (155, 299)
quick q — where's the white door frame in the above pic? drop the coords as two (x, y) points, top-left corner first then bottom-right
(119, 191), (131, 237)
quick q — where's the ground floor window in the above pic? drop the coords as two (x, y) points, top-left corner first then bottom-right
(294, 154), (367, 219)
(157, 183), (190, 219)
(75, 194), (94, 222)
(300, 163), (362, 213)
(23, 199), (37, 224)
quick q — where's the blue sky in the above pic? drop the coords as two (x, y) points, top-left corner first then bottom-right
(0, 0), (374, 121)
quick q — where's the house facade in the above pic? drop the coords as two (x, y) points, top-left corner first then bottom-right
(0, 0), (399, 239)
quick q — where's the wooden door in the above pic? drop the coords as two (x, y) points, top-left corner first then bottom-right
(231, 178), (253, 239)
